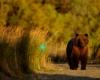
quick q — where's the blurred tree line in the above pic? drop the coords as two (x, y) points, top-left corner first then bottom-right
(0, 0), (100, 77)
(1, 0), (100, 56)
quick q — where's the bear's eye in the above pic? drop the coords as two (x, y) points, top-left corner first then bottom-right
(84, 33), (88, 37)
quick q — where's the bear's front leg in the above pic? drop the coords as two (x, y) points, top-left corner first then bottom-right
(71, 46), (80, 70)
(80, 47), (88, 70)
(80, 56), (87, 70)
(72, 55), (79, 70)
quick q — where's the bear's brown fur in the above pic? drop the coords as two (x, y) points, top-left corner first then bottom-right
(66, 33), (89, 70)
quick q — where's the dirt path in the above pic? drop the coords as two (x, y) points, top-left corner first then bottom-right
(36, 64), (100, 80)
(0, 64), (100, 80)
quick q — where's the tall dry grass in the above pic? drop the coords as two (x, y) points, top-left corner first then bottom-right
(0, 27), (24, 45)
(0, 26), (31, 78)
(0, 26), (54, 77)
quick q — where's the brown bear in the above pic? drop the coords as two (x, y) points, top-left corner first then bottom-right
(66, 33), (89, 70)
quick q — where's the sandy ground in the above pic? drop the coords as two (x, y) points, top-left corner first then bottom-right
(0, 64), (100, 80)
(36, 64), (100, 80)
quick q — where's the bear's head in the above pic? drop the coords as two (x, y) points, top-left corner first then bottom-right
(74, 33), (89, 48)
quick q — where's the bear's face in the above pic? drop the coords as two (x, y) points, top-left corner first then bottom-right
(74, 33), (89, 48)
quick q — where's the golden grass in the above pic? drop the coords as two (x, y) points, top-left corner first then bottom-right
(0, 26), (24, 46)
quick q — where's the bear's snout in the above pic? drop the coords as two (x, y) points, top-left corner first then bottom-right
(77, 39), (84, 48)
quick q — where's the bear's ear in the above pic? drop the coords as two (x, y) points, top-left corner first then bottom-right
(84, 33), (88, 37)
